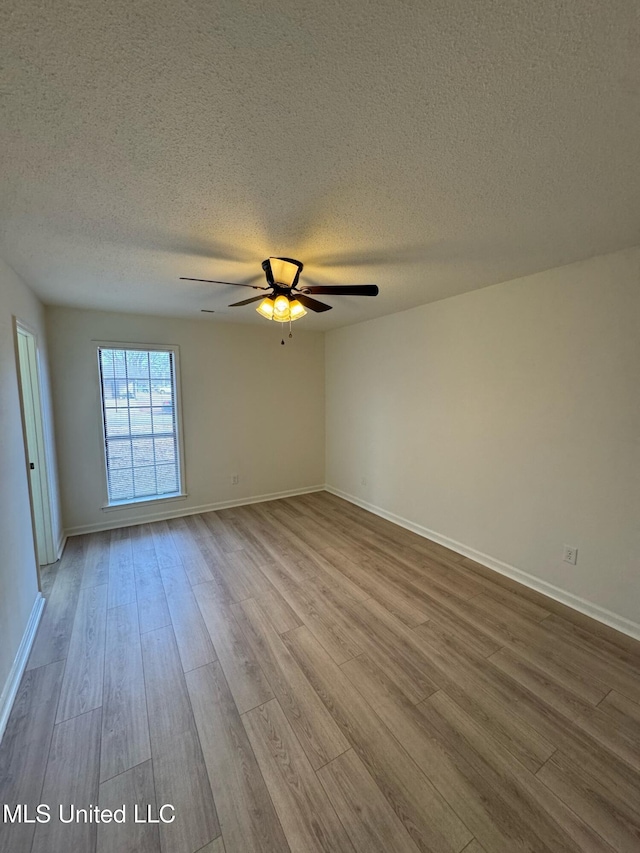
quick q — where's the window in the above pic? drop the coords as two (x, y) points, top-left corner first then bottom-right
(98, 345), (184, 505)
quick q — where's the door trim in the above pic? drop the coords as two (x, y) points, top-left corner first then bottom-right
(14, 318), (57, 572)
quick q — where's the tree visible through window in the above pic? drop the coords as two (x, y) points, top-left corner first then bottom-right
(98, 346), (182, 503)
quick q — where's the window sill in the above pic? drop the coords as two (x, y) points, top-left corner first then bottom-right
(102, 493), (188, 512)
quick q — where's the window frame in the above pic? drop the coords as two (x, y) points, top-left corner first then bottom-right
(95, 341), (187, 510)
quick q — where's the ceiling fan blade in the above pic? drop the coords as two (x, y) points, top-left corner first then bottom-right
(228, 295), (267, 307)
(180, 277), (267, 289)
(298, 284), (379, 296)
(295, 293), (333, 313)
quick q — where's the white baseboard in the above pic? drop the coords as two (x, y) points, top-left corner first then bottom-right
(0, 593), (45, 745)
(64, 485), (326, 537)
(326, 485), (640, 643)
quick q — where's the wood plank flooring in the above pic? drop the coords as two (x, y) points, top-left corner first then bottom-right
(1, 491), (639, 853)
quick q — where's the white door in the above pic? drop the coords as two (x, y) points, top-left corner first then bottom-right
(16, 323), (56, 567)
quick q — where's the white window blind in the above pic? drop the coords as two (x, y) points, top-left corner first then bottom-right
(98, 347), (182, 504)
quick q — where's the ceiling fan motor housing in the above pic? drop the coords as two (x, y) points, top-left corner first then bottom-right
(262, 257), (304, 289)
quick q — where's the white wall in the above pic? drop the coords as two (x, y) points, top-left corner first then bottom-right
(0, 258), (62, 699)
(326, 248), (640, 633)
(46, 307), (325, 533)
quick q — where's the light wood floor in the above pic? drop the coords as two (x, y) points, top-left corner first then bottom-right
(1, 492), (639, 853)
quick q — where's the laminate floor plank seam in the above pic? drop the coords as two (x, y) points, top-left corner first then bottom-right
(532, 754), (633, 853)
(310, 744), (353, 774)
(595, 688), (615, 707)
(140, 621), (219, 852)
(97, 755), (157, 788)
(25, 666), (67, 853)
(337, 648), (556, 853)
(241, 696), (358, 853)
(187, 661), (286, 853)
(37, 635), (83, 851)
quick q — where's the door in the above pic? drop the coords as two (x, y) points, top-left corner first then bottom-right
(15, 322), (56, 567)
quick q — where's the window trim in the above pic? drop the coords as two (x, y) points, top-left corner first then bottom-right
(94, 341), (187, 510)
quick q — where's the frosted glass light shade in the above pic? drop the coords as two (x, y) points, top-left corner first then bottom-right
(289, 299), (307, 320)
(256, 297), (275, 319)
(273, 294), (290, 321)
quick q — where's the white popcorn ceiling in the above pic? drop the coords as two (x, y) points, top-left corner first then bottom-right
(1, 0), (638, 329)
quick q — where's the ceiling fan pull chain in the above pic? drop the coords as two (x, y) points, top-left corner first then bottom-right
(289, 318), (293, 339)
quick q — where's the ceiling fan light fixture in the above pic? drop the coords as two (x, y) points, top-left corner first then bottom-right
(256, 294), (307, 324)
(256, 297), (275, 319)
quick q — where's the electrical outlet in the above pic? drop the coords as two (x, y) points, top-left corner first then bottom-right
(562, 545), (578, 565)
(231, 474), (240, 485)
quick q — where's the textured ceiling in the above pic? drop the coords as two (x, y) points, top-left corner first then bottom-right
(1, 0), (639, 330)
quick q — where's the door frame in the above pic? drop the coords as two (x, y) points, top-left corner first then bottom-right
(13, 318), (57, 575)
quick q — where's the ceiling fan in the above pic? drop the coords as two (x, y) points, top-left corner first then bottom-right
(180, 257), (379, 330)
